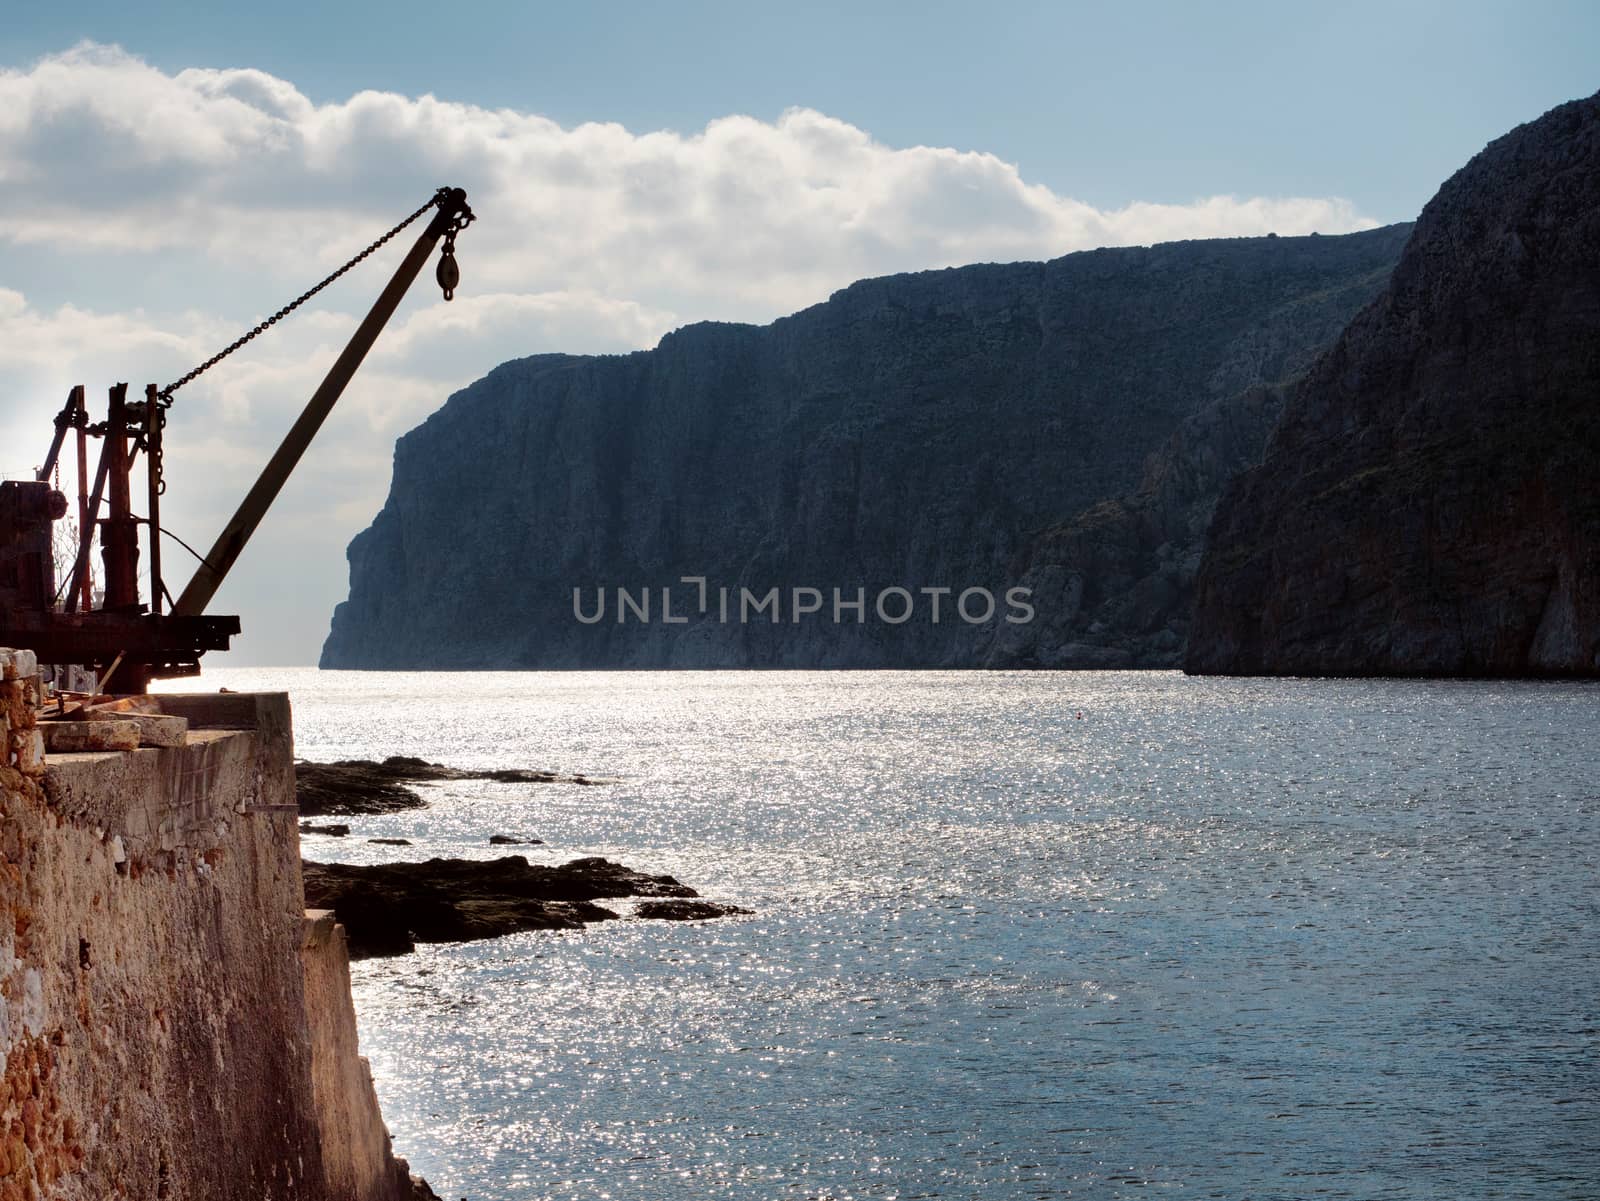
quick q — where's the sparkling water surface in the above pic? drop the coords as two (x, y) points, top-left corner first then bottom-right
(182, 669), (1598, 1199)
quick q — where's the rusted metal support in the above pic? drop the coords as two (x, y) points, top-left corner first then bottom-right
(36, 385), (84, 483)
(172, 189), (472, 618)
(1, 613), (236, 668)
(101, 383), (141, 612)
(74, 387), (92, 611)
(65, 430), (110, 615)
(0, 481), (65, 614)
(144, 384), (164, 618)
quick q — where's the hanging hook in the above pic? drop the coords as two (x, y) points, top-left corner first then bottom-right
(437, 246), (460, 301)
(435, 196), (473, 302)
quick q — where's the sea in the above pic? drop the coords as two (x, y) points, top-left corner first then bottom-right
(181, 668), (1598, 1200)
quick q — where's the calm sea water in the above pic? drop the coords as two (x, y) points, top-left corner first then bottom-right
(187, 669), (1597, 1200)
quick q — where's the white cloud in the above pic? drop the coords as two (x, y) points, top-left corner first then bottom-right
(0, 43), (1379, 664)
(1, 43), (1376, 303)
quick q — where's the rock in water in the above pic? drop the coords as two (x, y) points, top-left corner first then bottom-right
(634, 899), (753, 921)
(321, 229), (1408, 669)
(296, 756), (591, 817)
(1187, 92), (1600, 676)
(295, 760), (429, 817)
(302, 856), (701, 957)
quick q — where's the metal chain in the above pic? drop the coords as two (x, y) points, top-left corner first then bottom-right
(159, 188), (453, 403)
(153, 404), (168, 495)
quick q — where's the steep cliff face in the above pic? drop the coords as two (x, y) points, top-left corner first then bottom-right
(1187, 93), (1600, 676)
(984, 383), (1292, 668)
(324, 227), (1408, 669)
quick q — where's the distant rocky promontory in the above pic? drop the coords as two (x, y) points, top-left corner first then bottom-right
(322, 227), (1408, 670)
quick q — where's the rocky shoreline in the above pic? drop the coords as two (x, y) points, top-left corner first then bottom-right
(295, 758), (750, 957)
(303, 856), (750, 957)
(296, 754), (604, 817)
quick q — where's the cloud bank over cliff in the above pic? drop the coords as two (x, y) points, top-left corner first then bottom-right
(0, 43), (1378, 663)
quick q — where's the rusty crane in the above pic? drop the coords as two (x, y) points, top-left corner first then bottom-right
(0, 187), (474, 694)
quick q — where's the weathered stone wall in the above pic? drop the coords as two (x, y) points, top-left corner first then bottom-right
(0, 668), (429, 1200)
(302, 911), (424, 1201)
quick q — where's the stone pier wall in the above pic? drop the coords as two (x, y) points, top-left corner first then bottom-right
(0, 659), (430, 1200)
(301, 910), (425, 1201)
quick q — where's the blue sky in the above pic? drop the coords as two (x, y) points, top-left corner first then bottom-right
(9, 0), (1598, 222)
(1, 2), (1595, 663)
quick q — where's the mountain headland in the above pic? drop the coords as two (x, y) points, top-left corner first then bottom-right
(323, 227), (1408, 669)
(326, 92), (1598, 678)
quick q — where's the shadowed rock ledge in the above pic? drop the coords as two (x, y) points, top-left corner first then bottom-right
(296, 755), (603, 817)
(302, 856), (745, 957)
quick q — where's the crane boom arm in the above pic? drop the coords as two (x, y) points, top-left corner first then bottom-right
(172, 188), (472, 618)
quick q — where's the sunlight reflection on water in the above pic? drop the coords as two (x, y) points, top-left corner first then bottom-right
(179, 669), (1599, 1199)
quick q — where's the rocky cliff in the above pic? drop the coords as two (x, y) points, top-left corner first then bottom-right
(1187, 93), (1600, 676)
(325, 227), (1407, 669)
(985, 382), (1293, 668)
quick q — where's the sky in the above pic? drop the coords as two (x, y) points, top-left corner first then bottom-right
(1, 2), (1596, 665)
